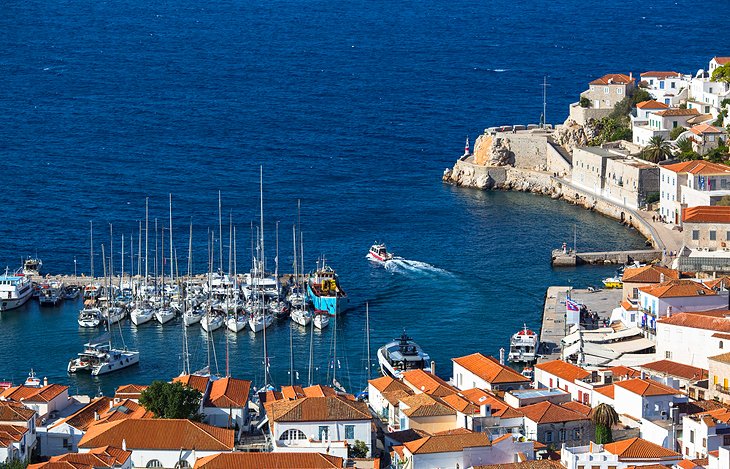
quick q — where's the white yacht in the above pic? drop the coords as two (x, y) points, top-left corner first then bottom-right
(507, 324), (540, 363)
(290, 307), (312, 327)
(68, 333), (139, 376)
(0, 271), (33, 312)
(201, 313), (224, 333)
(154, 307), (175, 325)
(248, 311), (273, 333)
(78, 308), (102, 328)
(105, 306), (126, 325)
(226, 314), (247, 333)
(38, 280), (64, 306)
(183, 308), (204, 326)
(22, 258), (42, 276)
(377, 332), (431, 379)
(130, 306), (154, 326)
(313, 311), (329, 330)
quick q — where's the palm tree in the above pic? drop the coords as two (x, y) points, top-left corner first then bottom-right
(590, 402), (619, 444)
(643, 136), (672, 163)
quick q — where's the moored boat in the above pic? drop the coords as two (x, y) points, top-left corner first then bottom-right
(290, 307), (312, 327)
(0, 270), (33, 312)
(307, 261), (349, 316)
(67, 332), (139, 376)
(602, 276), (623, 289)
(507, 324), (539, 363)
(130, 306), (154, 326)
(226, 314), (247, 333)
(377, 331), (431, 379)
(22, 258), (42, 276)
(201, 312), (224, 333)
(313, 310), (329, 330)
(248, 311), (273, 333)
(154, 307), (175, 325)
(39, 280), (64, 306)
(77, 308), (102, 328)
(366, 243), (394, 263)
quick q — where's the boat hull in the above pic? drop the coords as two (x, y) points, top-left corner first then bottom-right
(0, 293), (32, 312)
(226, 317), (247, 333)
(130, 310), (153, 326)
(307, 284), (349, 316)
(248, 314), (273, 333)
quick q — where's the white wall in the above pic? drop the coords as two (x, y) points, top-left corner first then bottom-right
(37, 423), (84, 457)
(656, 322), (726, 369)
(272, 419), (371, 457)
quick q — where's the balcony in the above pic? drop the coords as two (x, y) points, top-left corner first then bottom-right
(715, 384), (730, 395)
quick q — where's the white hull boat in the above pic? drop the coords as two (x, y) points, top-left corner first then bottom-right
(201, 313), (224, 333)
(377, 332), (431, 379)
(508, 324), (539, 363)
(155, 308), (175, 325)
(290, 308), (312, 327)
(183, 309), (204, 326)
(130, 307), (154, 326)
(248, 312), (273, 333)
(106, 307), (126, 325)
(366, 242), (394, 263)
(226, 315), (247, 333)
(68, 333), (140, 376)
(0, 272), (33, 312)
(78, 308), (102, 328)
(313, 312), (329, 330)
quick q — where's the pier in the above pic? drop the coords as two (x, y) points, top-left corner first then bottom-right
(551, 249), (662, 267)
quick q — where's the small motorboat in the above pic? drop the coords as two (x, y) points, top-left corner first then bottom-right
(78, 308), (102, 328)
(508, 324), (539, 363)
(366, 243), (394, 263)
(602, 276), (623, 289)
(313, 310), (330, 330)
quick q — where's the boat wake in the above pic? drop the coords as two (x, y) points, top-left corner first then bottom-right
(384, 257), (452, 277)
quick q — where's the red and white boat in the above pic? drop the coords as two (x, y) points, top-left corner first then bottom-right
(508, 324), (539, 363)
(366, 243), (394, 263)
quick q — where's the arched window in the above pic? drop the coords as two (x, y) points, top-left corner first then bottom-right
(175, 460), (191, 468)
(146, 460), (162, 468)
(279, 429), (307, 441)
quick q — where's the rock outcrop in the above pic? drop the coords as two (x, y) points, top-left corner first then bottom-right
(473, 134), (515, 166)
(554, 118), (602, 153)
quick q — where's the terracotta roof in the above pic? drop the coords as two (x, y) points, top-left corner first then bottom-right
(677, 459), (702, 469)
(381, 389), (414, 406)
(622, 265), (680, 284)
(640, 360), (708, 381)
(399, 393), (456, 418)
(520, 401), (589, 424)
(684, 206), (730, 224)
(401, 369), (459, 397)
(265, 396), (371, 422)
(49, 397), (113, 431)
(640, 71), (681, 79)
(474, 461), (563, 469)
(385, 428), (431, 444)
(602, 365), (641, 380)
(46, 446), (132, 468)
(452, 353), (531, 385)
(173, 374), (210, 394)
(713, 57), (730, 65)
(663, 160), (730, 175)
(87, 446), (132, 465)
(654, 108), (700, 117)
(639, 279), (715, 298)
(114, 384), (147, 399)
(704, 277), (730, 290)
(621, 300), (638, 311)
(691, 123), (724, 135)
(193, 452), (344, 469)
(636, 100), (669, 110)
(440, 393), (478, 414)
(594, 385), (615, 399)
(604, 437), (681, 460)
(658, 309), (730, 332)
(0, 383), (68, 403)
(0, 424), (28, 444)
(368, 375), (410, 394)
(0, 401), (36, 422)
(614, 379), (681, 397)
(280, 385), (305, 400)
(206, 377), (250, 408)
(561, 401), (591, 416)
(535, 360), (591, 383)
(302, 384), (338, 398)
(78, 418), (234, 451)
(98, 398), (154, 423)
(708, 351), (730, 364)
(28, 462), (85, 469)
(403, 430), (491, 455)
(459, 388), (522, 418)
(590, 74), (634, 86)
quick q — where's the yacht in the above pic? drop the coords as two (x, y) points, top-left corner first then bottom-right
(22, 258), (42, 276)
(39, 281), (64, 306)
(226, 314), (247, 333)
(78, 308), (102, 328)
(183, 308), (204, 326)
(313, 310), (329, 330)
(507, 324), (540, 363)
(366, 243), (394, 263)
(67, 333), (139, 376)
(130, 306), (154, 326)
(0, 271), (33, 312)
(201, 312), (224, 333)
(290, 307), (312, 327)
(602, 276), (623, 289)
(248, 311), (273, 333)
(154, 307), (175, 325)
(377, 331), (431, 379)
(83, 283), (102, 300)
(105, 306), (126, 325)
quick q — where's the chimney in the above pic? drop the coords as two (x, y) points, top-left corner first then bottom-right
(499, 348), (505, 365)
(660, 273), (665, 284)
(94, 411), (99, 421)
(122, 439), (126, 451)
(109, 401), (114, 409)
(667, 306), (672, 318)
(629, 72), (633, 81)
(43, 377), (48, 387)
(430, 360), (436, 376)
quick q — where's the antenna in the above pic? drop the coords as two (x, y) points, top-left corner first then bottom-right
(541, 74), (551, 128)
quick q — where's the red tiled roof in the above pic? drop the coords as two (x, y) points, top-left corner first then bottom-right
(636, 100), (669, 110)
(640, 360), (708, 381)
(303, 385), (339, 398)
(520, 401), (589, 424)
(0, 401), (36, 422)
(638, 279), (715, 298)
(368, 376), (410, 394)
(402, 369), (459, 397)
(658, 309), (730, 332)
(654, 108), (700, 117)
(663, 160), (730, 175)
(603, 437), (681, 460)
(399, 393), (456, 418)
(206, 377), (251, 408)
(264, 396), (371, 422)
(173, 374), (210, 394)
(590, 74), (634, 85)
(49, 397), (113, 431)
(690, 123), (724, 135)
(114, 384), (147, 399)
(193, 452), (344, 469)
(459, 388), (522, 418)
(704, 277), (730, 290)
(713, 57), (730, 65)
(535, 360), (591, 383)
(561, 401), (591, 416)
(684, 206), (730, 224)
(0, 424), (28, 445)
(708, 351), (730, 365)
(614, 379), (681, 397)
(602, 366), (641, 380)
(280, 385), (305, 400)
(0, 384), (68, 403)
(594, 385), (615, 399)
(403, 430), (491, 455)
(622, 265), (679, 284)
(452, 353), (531, 385)
(640, 71), (681, 79)
(473, 461), (563, 469)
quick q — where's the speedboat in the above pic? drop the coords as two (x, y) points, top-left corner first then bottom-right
(290, 307), (312, 327)
(201, 313), (224, 333)
(0, 270), (33, 312)
(78, 308), (102, 328)
(377, 331), (431, 379)
(130, 306), (154, 326)
(313, 310), (330, 330)
(248, 311), (273, 333)
(508, 324), (540, 363)
(22, 258), (42, 276)
(68, 333), (139, 376)
(602, 276), (623, 289)
(226, 314), (247, 333)
(366, 243), (394, 263)
(155, 307), (175, 325)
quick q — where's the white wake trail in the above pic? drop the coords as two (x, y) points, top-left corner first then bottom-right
(384, 257), (452, 276)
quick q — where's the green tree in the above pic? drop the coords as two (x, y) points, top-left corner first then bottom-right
(591, 403), (619, 444)
(579, 96), (591, 108)
(669, 126), (686, 140)
(139, 381), (203, 420)
(705, 144), (729, 163)
(0, 460), (28, 469)
(711, 63), (730, 84)
(349, 440), (369, 458)
(643, 135), (672, 163)
(716, 195), (730, 206)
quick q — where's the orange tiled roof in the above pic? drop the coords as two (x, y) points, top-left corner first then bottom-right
(98, 398), (154, 423)
(27, 462), (84, 469)
(303, 384), (339, 398)
(206, 377), (251, 408)
(452, 353), (531, 385)
(677, 459), (702, 469)
(713, 57), (730, 65)
(614, 378), (681, 397)
(399, 393), (456, 418)
(636, 100), (669, 110)
(602, 365), (641, 380)
(561, 401), (591, 416)
(690, 123), (724, 135)
(640, 71), (681, 79)
(594, 385), (615, 399)
(440, 393), (478, 414)
(402, 369), (459, 397)
(535, 359), (591, 382)
(590, 74), (634, 85)
(638, 279), (715, 298)
(472, 461), (563, 469)
(173, 374), (210, 394)
(78, 418), (234, 451)
(658, 310), (730, 332)
(704, 277), (730, 290)
(708, 351), (730, 365)
(684, 206), (730, 224)
(654, 108), (700, 117)
(368, 375), (410, 394)
(640, 360), (708, 381)
(403, 430), (491, 455)
(663, 160), (730, 175)
(0, 401), (36, 422)
(114, 384), (147, 399)
(193, 452), (344, 469)
(381, 389), (414, 406)
(280, 385), (305, 400)
(0, 383), (68, 403)
(622, 265), (679, 284)
(264, 396), (371, 422)
(47, 445), (132, 468)
(520, 401), (589, 424)
(603, 437), (681, 460)
(459, 388), (523, 419)
(0, 424), (28, 445)
(49, 397), (113, 431)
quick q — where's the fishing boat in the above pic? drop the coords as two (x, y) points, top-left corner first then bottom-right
(377, 331), (431, 379)
(0, 270), (33, 312)
(602, 276), (623, 289)
(366, 243), (394, 263)
(39, 280), (64, 306)
(83, 283), (102, 300)
(313, 310), (329, 330)
(290, 307), (312, 327)
(67, 332), (139, 376)
(22, 258), (42, 276)
(507, 324), (540, 363)
(307, 261), (349, 315)
(130, 306), (154, 326)
(77, 308), (102, 328)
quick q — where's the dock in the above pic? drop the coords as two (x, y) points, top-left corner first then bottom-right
(537, 286), (623, 363)
(551, 249), (661, 267)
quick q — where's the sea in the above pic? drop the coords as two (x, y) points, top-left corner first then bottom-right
(0, 0), (724, 395)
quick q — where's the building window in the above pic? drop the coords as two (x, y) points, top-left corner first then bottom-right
(345, 425), (355, 440)
(175, 461), (190, 469)
(146, 461), (163, 468)
(692, 230), (699, 241)
(689, 430), (695, 443)
(617, 88), (623, 95)
(62, 438), (70, 449)
(604, 87), (609, 94)
(666, 351), (672, 359)
(545, 431), (553, 442)
(671, 82), (676, 89)
(574, 428), (581, 440)
(673, 121), (678, 128)
(559, 429), (567, 441)
(703, 437), (707, 448)
(710, 231), (717, 241)
(721, 341), (724, 349)
(318, 426), (329, 441)
(280, 429), (307, 440)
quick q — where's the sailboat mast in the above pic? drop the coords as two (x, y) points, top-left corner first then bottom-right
(169, 194), (174, 294)
(90, 221), (94, 279)
(110, 224), (114, 283)
(305, 232), (314, 387)
(366, 302), (371, 380)
(218, 191), (223, 273)
(292, 225), (297, 292)
(275, 221), (279, 294)
(289, 322), (294, 386)
(260, 166), (270, 386)
(145, 198), (149, 294)
(120, 234), (124, 290)
(228, 212), (233, 276)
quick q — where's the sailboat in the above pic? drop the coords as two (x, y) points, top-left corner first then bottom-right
(313, 310), (330, 330)
(290, 225), (311, 327)
(248, 173), (274, 334)
(131, 199), (154, 326)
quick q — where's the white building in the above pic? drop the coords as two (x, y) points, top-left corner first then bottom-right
(0, 402), (37, 463)
(682, 407), (730, 460)
(0, 383), (70, 420)
(656, 310), (730, 369)
(639, 71), (690, 106)
(612, 378), (687, 422)
(451, 353), (531, 392)
(202, 377), (251, 436)
(658, 160), (730, 225)
(561, 437), (682, 469)
(534, 360), (592, 404)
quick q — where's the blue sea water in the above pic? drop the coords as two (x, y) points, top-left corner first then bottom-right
(0, 0), (724, 394)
